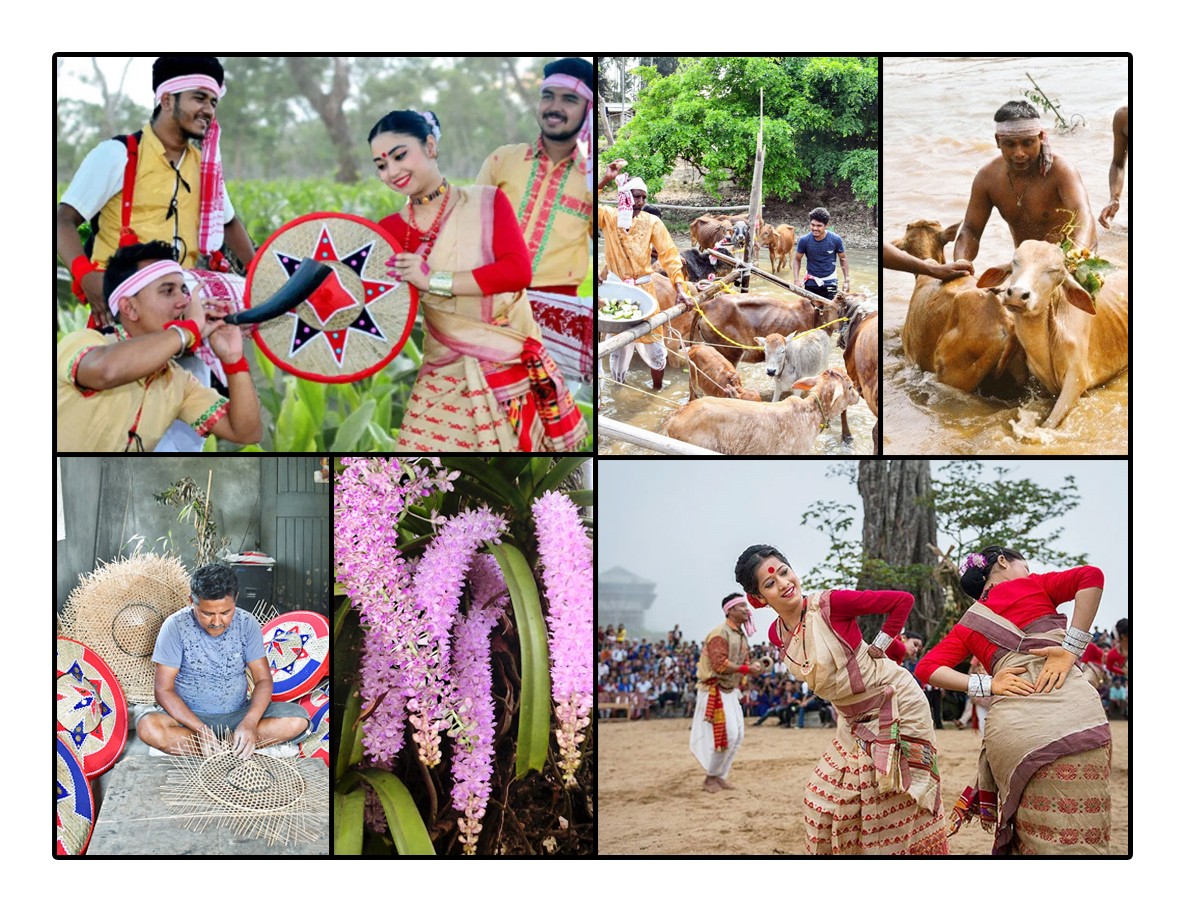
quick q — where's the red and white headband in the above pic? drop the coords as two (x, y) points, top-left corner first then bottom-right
(723, 595), (756, 637)
(108, 260), (185, 317)
(156, 74), (226, 103)
(543, 74), (593, 103)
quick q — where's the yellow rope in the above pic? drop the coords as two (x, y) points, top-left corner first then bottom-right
(691, 300), (849, 351)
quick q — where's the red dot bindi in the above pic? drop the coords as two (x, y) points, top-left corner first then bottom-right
(767, 566), (775, 573)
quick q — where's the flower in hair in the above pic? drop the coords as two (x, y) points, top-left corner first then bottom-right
(422, 111), (441, 141)
(958, 552), (989, 576)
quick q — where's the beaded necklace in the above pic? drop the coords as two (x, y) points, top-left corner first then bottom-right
(404, 184), (453, 262)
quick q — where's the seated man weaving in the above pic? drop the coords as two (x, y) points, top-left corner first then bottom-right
(135, 562), (309, 759)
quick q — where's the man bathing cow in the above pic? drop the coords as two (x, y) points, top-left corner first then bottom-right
(891, 97), (1127, 433)
(953, 100), (1097, 265)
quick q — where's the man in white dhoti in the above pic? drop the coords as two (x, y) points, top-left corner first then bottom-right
(690, 593), (764, 793)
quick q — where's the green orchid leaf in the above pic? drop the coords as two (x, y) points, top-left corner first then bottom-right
(486, 541), (550, 778)
(355, 769), (435, 855)
(333, 788), (366, 855)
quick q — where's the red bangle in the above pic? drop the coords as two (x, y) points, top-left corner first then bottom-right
(738, 664), (751, 674)
(223, 357), (250, 375)
(70, 255), (98, 301)
(165, 319), (201, 351)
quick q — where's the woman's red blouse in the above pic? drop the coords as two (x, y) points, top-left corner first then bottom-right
(914, 566), (1104, 685)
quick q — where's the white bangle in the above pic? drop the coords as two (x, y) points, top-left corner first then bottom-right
(871, 631), (893, 652)
(168, 324), (190, 358)
(968, 673), (993, 697)
(1063, 625), (1090, 656)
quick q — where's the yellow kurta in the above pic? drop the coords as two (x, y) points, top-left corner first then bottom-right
(598, 205), (686, 343)
(90, 126), (205, 270)
(57, 328), (228, 452)
(477, 140), (591, 290)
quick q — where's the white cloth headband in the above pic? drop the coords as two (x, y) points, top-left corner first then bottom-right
(543, 73), (594, 102)
(109, 260), (186, 317)
(994, 118), (1043, 137)
(622, 177), (648, 195)
(156, 74), (226, 102)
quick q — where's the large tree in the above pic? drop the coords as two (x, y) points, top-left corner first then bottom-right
(601, 56), (877, 206)
(801, 461), (1086, 644)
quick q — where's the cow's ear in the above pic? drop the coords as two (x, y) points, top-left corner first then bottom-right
(977, 264), (1012, 289)
(786, 331), (798, 342)
(939, 222), (962, 246)
(791, 376), (818, 391)
(754, 337), (765, 347)
(1063, 275), (1097, 315)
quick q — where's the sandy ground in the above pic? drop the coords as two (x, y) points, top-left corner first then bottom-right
(598, 716), (1128, 856)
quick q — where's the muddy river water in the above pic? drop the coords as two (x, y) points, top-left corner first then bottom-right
(883, 56), (1129, 455)
(598, 231), (879, 456)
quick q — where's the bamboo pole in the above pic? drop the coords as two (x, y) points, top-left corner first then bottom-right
(597, 304), (692, 356)
(596, 270), (742, 356)
(598, 416), (721, 455)
(742, 90), (765, 293)
(705, 249), (832, 305)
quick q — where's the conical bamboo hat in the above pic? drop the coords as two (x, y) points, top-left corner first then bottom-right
(60, 554), (191, 704)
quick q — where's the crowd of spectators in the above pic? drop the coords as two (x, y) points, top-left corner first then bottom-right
(597, 624), (830, 724)
(598, 615), (1130, 724)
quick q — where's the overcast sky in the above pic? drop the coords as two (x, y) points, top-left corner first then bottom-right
(598, 459), (1128, 644)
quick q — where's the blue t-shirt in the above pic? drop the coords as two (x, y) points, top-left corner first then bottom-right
(152, 606), (265, 715)
(796, 230), (845, 279)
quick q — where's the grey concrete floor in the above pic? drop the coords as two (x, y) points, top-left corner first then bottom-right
(87, 729), (329, 856)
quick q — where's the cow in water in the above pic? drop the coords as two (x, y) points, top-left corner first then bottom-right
(977, 240), (1128, 429)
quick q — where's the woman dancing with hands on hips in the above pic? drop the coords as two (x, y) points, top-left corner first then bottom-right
(914, 546), (1112, 855)
(370, 110), (587, 452)
(735, 544), (948, 855)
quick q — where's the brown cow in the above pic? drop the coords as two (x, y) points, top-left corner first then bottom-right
(841, 304), (880, 453)
(690, 215), (734, 252)
(686, 345), (761, 401)
(895, 219), (1027, 395)
(664, 369), (859, 455)
(682, 293), (844, 367)
(977, 240), (1128, 429)
(757, 223), (796, 274)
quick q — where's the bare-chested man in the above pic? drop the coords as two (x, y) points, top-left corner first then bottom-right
(953, 100), (1097, 264)
(1099, 105), (1129, 229)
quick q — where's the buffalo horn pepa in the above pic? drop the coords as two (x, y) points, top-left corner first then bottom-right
(224, 258), (333, 325)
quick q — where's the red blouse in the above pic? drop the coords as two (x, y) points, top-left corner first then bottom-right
(914, 566), (1105, 685)
(769, 589), (912, 664)
(1105, 646), (1126, 676)
(379, 189), (532, 296)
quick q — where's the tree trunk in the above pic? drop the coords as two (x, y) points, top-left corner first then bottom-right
(857, 460), (943, 642)
(286, 57), (359, 184)
(598, 94), (615, 147)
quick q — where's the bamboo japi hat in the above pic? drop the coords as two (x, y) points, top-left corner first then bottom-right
(59, 554), (191, 704)
(244, 212), (418, 383)
(56, 637), (129, 778)
(56, 737), (95, 856)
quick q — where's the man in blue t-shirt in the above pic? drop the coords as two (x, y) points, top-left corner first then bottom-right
(792, 206), (849, 300)
(135, 562), (309, 758)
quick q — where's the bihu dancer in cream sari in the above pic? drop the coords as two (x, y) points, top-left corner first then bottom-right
(915, 546), (1112, 855)
(370, 110), (587, 452)
(735, 545), (948, 855)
